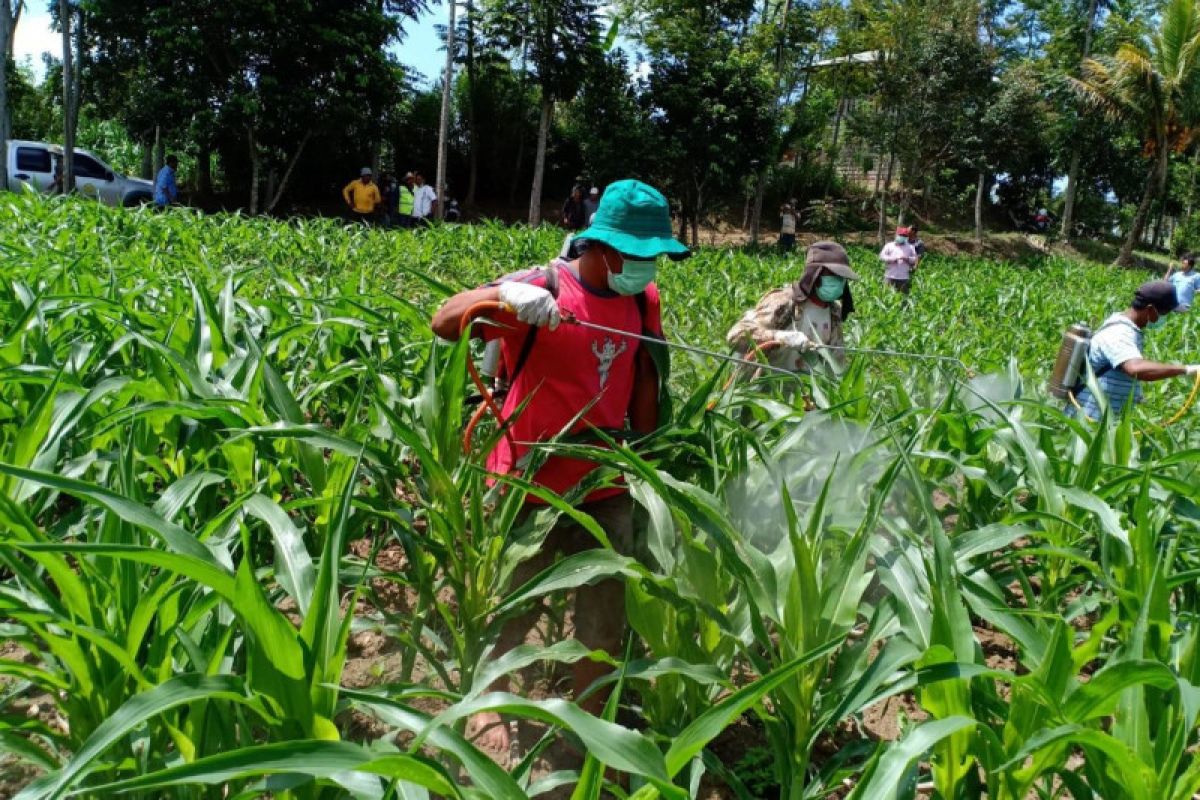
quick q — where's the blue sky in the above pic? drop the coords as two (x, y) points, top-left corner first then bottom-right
(14, 6), (450, 85)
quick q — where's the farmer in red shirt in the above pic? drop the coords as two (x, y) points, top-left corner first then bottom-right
(431, 179), (688, 757)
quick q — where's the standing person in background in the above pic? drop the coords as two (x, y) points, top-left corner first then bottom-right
(583, 186), (601, 223)
(880, 226), (919, 295)
(154, 155), (180, 209)
(380, 172), (400, 227)
(46, 157), (64, 195)
(1166, 253), (1200, 311)
(910, 222), (927, 265)
(343, 167), (381, 225)
(411, 171), (438, 226)
(779, 201), (797, 253)
(397, 172), (416, 228)
(561, 186), (587, 230)
(1034, 207), (1051, 232)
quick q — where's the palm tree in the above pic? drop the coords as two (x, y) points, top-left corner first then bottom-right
(1072, 0), (1200, 267)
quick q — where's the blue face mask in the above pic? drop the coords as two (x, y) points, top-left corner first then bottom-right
(1148, 312), (1169, 330)
(896, 236), (909, 245)
(608, 258), (658, 296)
(816, 275), (846, 303)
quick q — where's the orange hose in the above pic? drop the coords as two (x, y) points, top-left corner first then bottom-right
(460, 301), (517, 455)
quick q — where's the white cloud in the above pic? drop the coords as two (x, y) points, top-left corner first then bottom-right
(13, 9), (60, 78)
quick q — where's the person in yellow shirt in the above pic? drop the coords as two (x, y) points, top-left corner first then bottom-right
(343, 167), (381, 224)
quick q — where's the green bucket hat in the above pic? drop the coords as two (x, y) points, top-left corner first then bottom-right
(575, 179), (690, 261)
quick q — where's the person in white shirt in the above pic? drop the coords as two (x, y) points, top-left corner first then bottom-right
(779, 201), (797, 253)
(879, 226), (919, 295)
(1166, 253), (1200, 311)
(411, 171), (438, 225)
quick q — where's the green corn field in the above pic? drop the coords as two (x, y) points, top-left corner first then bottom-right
(5, 194), (1200, 799)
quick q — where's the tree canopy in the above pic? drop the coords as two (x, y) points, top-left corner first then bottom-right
(7, 0), (1200, 251)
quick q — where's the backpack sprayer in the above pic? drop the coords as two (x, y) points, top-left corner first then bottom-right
(1047, 322), (1092, 401)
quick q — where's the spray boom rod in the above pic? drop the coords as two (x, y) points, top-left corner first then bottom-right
(558, 313), (970, 375)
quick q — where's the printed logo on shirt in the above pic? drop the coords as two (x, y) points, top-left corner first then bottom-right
(591, 336), (628, 389)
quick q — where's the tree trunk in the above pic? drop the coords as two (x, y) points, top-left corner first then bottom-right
(509, 130), (526, 208)
(60, 0), (75, 194)
(1061, 150), (1082, 239)
(0, 1), (15, 191)
(1152, 202), (1165, 250)
(4, 0), (18, 60)
(749, 170), (766, 244)
(974, 170), (985, 244)
(1117, 151), (1167, 267)
(71, 4), (82, 133)
(197, 143), (212, 197)
(248, 130), (260, 214)
(877, 146), (896, 245)
(464, 0), (478, 209)
(1060, 0), (1100, 239)
(265, 168), (278, 212)
(265, 131), (312, 215)
(1187, 147), (1199, 221)
(825, 98), (846, 198)
(153, 125), (164, 176)
(435, 0), (456, 222)
(528, 94), (551, 226)
(140, 143), (152, 180)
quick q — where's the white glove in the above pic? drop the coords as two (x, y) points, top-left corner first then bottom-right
(770, 329), (816, 352)
(498, 282), (560, 330)
(1186, 364), (1200, 375)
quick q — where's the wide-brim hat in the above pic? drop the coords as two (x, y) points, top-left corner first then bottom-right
(806, 241), (859, 280)
(576, 179), (690, 261)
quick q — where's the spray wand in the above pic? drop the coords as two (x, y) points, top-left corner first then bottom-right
(460, 303), (974, 453)
(558, 312), (973, 375)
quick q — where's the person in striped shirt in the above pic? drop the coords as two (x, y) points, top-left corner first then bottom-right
(1074, 280), (1200, 420)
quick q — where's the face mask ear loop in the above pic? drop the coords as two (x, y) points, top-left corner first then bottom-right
(601, 247), (620, 277)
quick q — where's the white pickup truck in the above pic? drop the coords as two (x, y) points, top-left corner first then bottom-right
(5, 139), (155, 207)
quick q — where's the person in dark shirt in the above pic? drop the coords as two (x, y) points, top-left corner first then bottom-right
(560, 185), (587, 230)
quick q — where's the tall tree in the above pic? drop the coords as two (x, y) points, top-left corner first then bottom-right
(562, 50), (657, 185)
(633, 0), (774, 244)
(0, 1), (23, 191)
(462, 0), (480, 208)
(58, 0), (77, 193)
(1073, 0), (1200, 266)
(1060, 0), (1104, 237)
(483, 0), (600, 225)
(436, 0), (457, 221)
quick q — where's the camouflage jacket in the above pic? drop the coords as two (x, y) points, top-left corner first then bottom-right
(726, 285), (846, 371)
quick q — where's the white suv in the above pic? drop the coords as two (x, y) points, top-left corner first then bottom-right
(6, 140), (155, 207)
